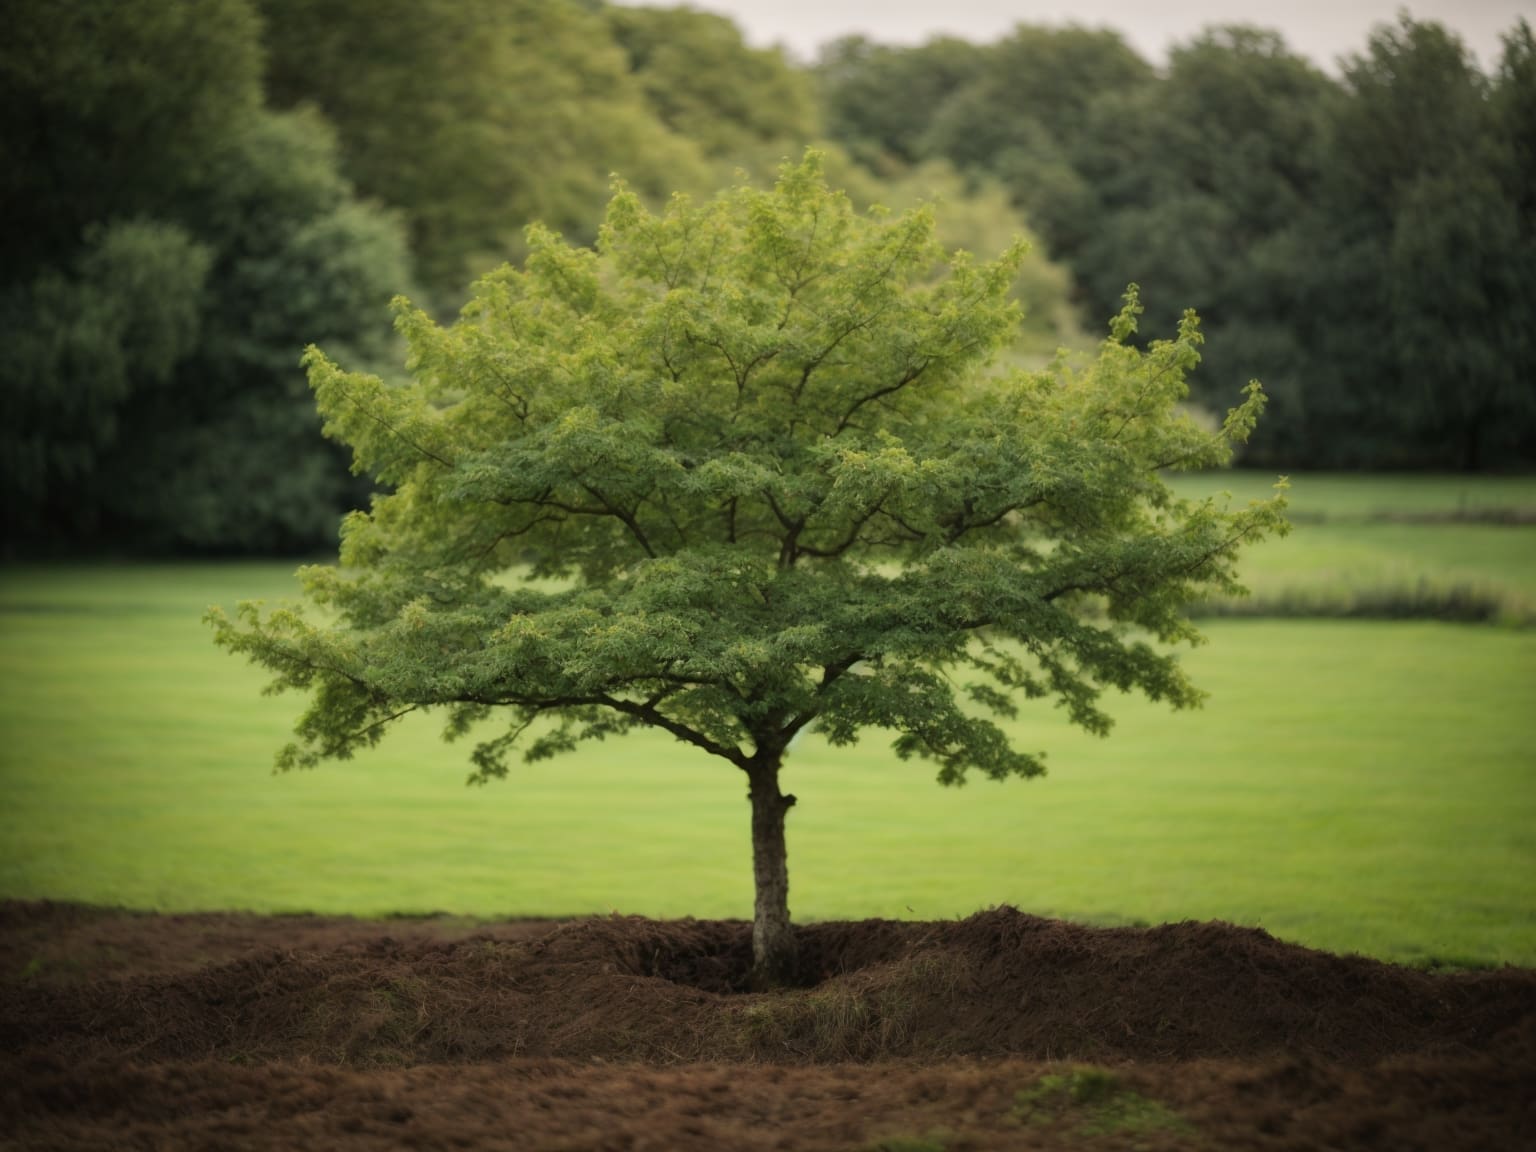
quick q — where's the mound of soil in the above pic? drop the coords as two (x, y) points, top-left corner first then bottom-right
(3, 902), (1533, 1150)
(5, 903), (1532, 1067)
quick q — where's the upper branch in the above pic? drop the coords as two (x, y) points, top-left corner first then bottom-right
(331, 381), (454, 469)
(832, 361), (929, 436)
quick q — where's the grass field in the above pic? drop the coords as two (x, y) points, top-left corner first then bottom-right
(1167, 472), (1536, 623)
(1162, 471), (1536, 521)
(2, 473), (1534, 967)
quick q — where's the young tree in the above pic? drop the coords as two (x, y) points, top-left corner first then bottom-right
(211, 155), (1285, 985)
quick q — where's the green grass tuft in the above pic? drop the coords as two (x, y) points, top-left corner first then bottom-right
(1014, 1067), (1193, 1137)
(865, 1135), (949, 1152)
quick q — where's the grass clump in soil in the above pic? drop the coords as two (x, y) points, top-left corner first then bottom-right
(865, 1136), (950, 1152)
(1014, 1066), (1194, 1138)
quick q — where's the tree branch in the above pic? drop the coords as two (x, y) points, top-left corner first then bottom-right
(331, 381), (454, 469)
(576, 482), (658, 559)
(798, 486), (893, 558)
(832, 360), (929, 436)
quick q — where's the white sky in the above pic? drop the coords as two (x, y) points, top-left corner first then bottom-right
(619, 1), (1535, 72)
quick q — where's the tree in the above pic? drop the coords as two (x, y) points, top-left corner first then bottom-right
(0, 0), (263, 286)
(815, 35), (986, 167)
(918, 25), (1154, 263)
(605, 5), (819, 159)
(211, 155), (1286, 985)
(0, 0), (409, 552)
(257, 0), (710, 310)
(1064, 28), (1335, 449)
(91, 106), (412, 552)
(1294, 15), (1529, 468)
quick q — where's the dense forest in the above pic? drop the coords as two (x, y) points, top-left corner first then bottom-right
(3, 0), (1532, 555)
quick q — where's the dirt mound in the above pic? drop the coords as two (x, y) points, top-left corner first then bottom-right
(5, 904), (1533, 1150)
(4, 904), (1533, 1068)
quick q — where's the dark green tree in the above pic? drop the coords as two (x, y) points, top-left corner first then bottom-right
(815, 35), (986, 168)
(212, 156), (1285, 984)
(0, 0), (263, 283)
(94, 108), (412, 551)
(918, 25), (1154, 262)
(0, 0), (409, 551)
(1066, 28), (1335, 446)
(1296, 15), (1530, 468)
(0, 221), (211, 536)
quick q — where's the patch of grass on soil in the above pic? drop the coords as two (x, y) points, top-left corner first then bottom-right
(1014, 1066), (1193, 1137)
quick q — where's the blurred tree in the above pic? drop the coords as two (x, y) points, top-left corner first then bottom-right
(0, 0), (263, 284)
(918, 25), (1154, 263)
(0, 222), (212, 535)
(212, 155), (1285, 985)
(1296, 15), (1532, 468)
(1065, 28), (1335, 447)
(1, 0), (409, 552)
(815, 35), (985, 168)
(1494, 20), (1536, 224)
(94, 108), (412, 551)
(258, 0), (710, 310)
(606, 5), (818, 157)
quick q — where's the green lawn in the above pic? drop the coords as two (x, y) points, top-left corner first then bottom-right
(1163, 471), (1536, 521)
(1166, 473), (1536, 622)
(3, 480), (1535, 966)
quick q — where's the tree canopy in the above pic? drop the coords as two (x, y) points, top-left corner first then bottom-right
(212, 154), (1286, 982)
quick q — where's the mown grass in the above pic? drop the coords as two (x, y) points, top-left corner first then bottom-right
(1163, 471), (1536, 522)
(1, 473), (1533, 967)
(1169, 473), (1536, 623)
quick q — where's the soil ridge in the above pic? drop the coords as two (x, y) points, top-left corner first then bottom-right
(4, 903), (1532, 1067)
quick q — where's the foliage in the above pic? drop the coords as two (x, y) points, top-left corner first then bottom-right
(606, 5), (819, 158)
(914, 25), (1153, 264)
(790, 153), (1082, 357)
(0, 221), (211, 536)
(816, 35), (986, 167)
(1068, 28), (1335, 398)
(816, 14), (1536, 470)
(1286, 16), (1536, 469)
(258, 0), (712, 309)
(210, 154), (1283, 977)
(0, 0), (410, 553)
(0, 0), (264, 284)
(92, 108), (413, 552)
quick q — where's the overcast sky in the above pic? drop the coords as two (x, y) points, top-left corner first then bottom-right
(619, 1), (1534, 72)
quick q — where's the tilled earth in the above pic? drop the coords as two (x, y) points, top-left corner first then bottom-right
(2, 901), (1532, 1150)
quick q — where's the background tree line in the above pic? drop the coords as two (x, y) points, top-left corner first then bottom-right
(818, 15), (1536, 471)
(3, 1), (1531, 556)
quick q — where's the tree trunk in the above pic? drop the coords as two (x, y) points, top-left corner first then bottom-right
(747, 758), (798, 988)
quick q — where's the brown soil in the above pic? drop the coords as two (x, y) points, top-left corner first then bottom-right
(3, 901), (1532, 1150)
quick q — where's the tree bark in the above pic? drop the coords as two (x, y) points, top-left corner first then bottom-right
(747, 757), (798, 988)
